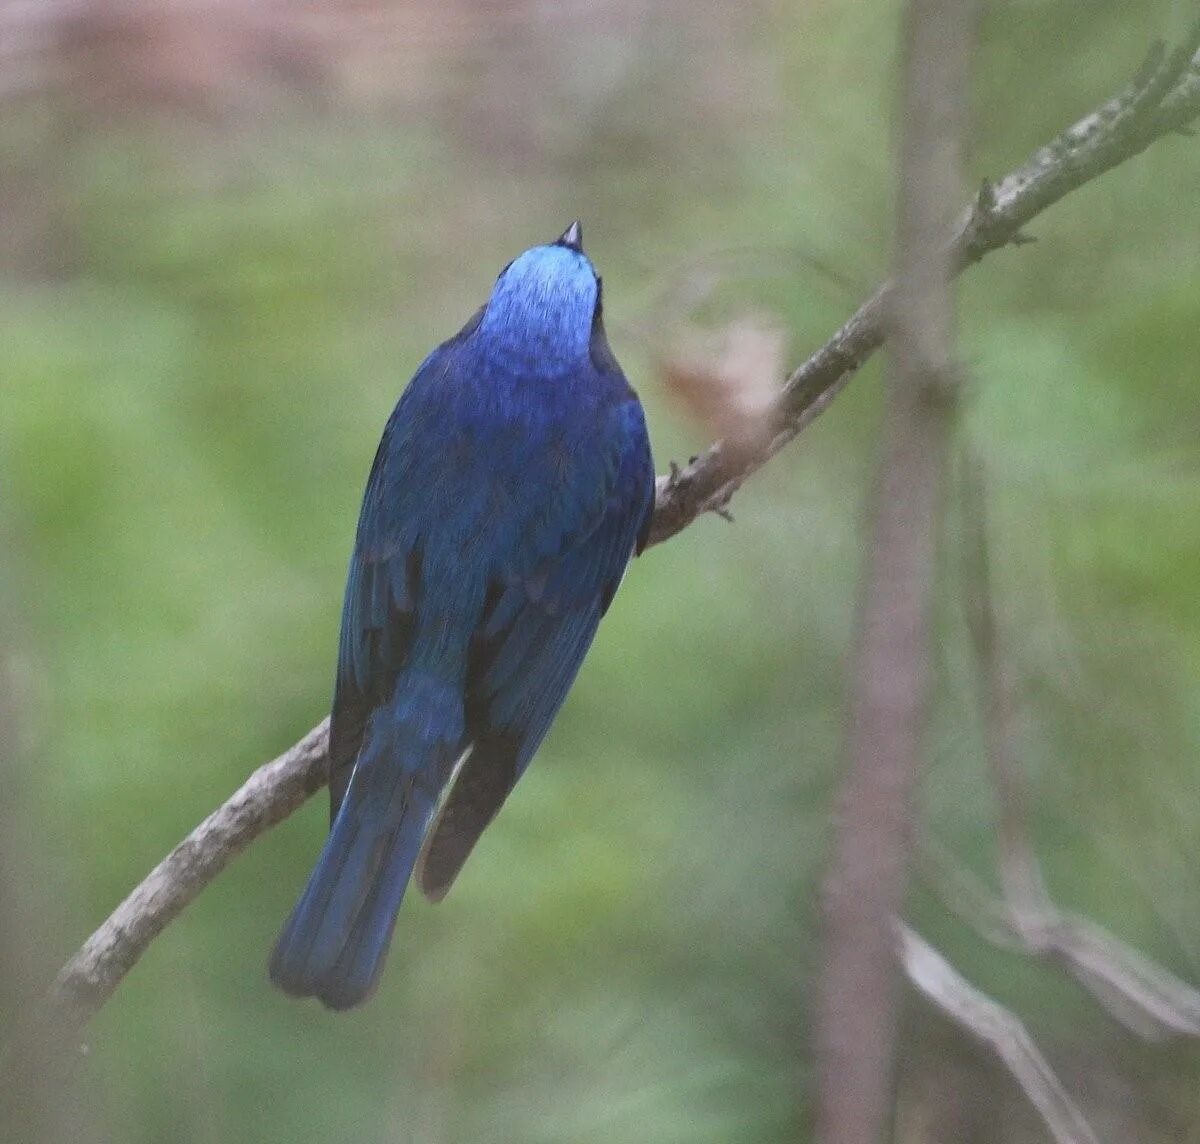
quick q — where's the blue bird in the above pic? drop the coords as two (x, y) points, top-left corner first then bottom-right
(269, 222), (656, 1009)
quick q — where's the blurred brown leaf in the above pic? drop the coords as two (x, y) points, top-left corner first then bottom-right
(659, 315), (785, 457)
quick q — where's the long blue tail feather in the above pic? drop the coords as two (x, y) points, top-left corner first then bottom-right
(269, 674), (462, 1008)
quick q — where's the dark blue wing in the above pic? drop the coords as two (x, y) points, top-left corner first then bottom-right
(416, 397), (654, 899)
(327, 449), (419, 821)
(328, 310), (488, 820)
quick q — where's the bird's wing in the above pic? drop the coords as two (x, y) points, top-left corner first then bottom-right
(328, 311), (489, 821)
(416, 397), (654, 900)
(327, 449), (420, 822)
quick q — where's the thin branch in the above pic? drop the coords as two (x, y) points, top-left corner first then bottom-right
(959, 449), (1052, 929)
(15, 25), (1200, 1058)
(897, 922), (1101, 1144)
(911, 448), (1200, 1043)
(916, 838), (1030, 953)
(15, 721), (329, 1050)
(648, 18), (1200, 547)
(918, 842), (1200, 1041)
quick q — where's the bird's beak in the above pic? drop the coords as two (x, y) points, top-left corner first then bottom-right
(556, 220), (584, 252)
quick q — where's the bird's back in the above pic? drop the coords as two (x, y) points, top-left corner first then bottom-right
(371, 332), (644, 624)
(270, 228), (654, 1009)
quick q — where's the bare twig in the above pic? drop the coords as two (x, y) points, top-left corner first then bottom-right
(931, 445), (1200, 1043)
(14, 24), (1200, 1058)
(959, 450), (1052, 930)
(45, 721), (328, 1032)
(898, 923), (1101, 1144)
(648, 20), (1200, 547)
(915, 838), (1030, 952)
(918, 841), (1200, 1041)
(813, 0), (976, 1138)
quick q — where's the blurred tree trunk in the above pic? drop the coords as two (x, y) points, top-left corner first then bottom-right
(814, 0), (976, 1140)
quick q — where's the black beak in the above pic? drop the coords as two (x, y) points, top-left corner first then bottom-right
(556, 220), (584, 252)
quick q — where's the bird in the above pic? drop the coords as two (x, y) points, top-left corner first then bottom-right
(269, 221), (656, 1009)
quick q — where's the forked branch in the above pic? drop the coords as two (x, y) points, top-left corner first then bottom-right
(914, 448), (1200, 1044)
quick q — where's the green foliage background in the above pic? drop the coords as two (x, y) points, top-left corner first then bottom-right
(3, 1), (1200, 1139)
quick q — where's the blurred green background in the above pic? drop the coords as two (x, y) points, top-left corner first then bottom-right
(3, 1), (1200, 1140)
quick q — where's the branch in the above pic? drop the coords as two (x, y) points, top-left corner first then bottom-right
(911, 446), (1200, 1043)
(19, 24), (1200, 1056)
(648, 17), (1200, 546)
(919, 843), (1200, 1042)
(897, 923), (1101, 1144)
(959, 448), (1052, 928)
(41, 721), (330, 1026)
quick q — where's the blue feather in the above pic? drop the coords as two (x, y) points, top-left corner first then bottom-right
(269, 674), (463, 1008)
(270, 224), (654, 1007)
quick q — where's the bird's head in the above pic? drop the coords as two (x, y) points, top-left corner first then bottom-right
(477, 221), (604, 367)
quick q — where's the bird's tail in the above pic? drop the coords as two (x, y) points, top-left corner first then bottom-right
(268, 674), (463, 1009)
